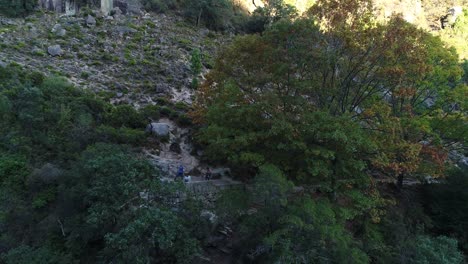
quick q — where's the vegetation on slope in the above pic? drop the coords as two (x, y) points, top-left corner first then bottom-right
(0, 0), (467, 263)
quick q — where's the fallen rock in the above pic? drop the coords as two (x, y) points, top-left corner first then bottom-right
(147, 123), (170, 137)
(47, 45), (63, 56)
(111, 7), (122, 19)
(86, 15), (96, 26)
(0, 60), (6, 68)
(115, 26), (137, 34)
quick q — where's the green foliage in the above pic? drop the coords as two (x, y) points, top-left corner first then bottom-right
(438, 8), (468, 60)
(141, 0), (177, 13)
(196, 5), (465, 187)
(424, 167), (468, 253)
(105, 104), (146, 128)
(182, 0), (233, 30)
(96, 125), (146, 145)
(0, 0), (36, 17)
(139, 104), (161, 121)
(0, 155), (29, 193)
(190, 48), (202, 75)
(401, 235), (464, 264)
(0, 65), (202, 262)
(246, 0), (298, 33)
(1, 245), (75, 264)
(216, 167), (369, 262)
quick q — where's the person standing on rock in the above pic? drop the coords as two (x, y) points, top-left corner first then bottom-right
(205, 167), (212, 180)
(175, 165), (184, 181)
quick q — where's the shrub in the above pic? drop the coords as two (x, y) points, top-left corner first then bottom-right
(177, 114), (192, 127)
(96, 125), (146, 145)
(139, 104), (161, 121)
(142, 0), (177, 13)
(105, 104), (146, 128)
(190, 48), (202, 75)
(0, 0), (36, 17)
(159, 106), (173, 117)
(182, 0), (233, 30)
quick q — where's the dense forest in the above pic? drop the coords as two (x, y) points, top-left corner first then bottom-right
(0, 0), (467, 263)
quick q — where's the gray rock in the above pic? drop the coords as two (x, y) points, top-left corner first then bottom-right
(155, 83), (170, 94)
(0, 18), (16, 26)
(211, 168), (231, 178)
(51, 23), (62, 33)
(147, 123), (170, 137)
(0, 60), (6, 68)
(47, 45), (63, 56)
(86, 15), (96, 26)
(31, 46), (42, 54)
(116, 92), (123, 98)
(58, 29), (67, 37)
(115, 26), (137, 34)
(51, 24), (67, 37)
(111, 7), (122, 17)
(114, 1), (128, 14)
(460, 157), (468, 169)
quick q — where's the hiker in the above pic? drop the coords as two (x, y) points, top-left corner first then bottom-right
(175, 165), (184, 181)
(205, 167), (212, 180)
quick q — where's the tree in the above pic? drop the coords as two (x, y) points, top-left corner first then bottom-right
(245, 0), (298, 33)
(182, 0), (233, 29)
(424, 167), (468, 253)
(1, 245), (75, 264)
(215, 166), (371, 262)
(0, 0), (36, 17)
(400, 235), (464, 264)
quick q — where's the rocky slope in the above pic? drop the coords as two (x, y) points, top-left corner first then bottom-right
(0, 10), (228, 105)
(0, 9), (234, 181)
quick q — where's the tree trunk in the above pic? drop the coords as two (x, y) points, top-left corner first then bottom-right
(197, 8), (203, 27)
(397, 173), (404, 189)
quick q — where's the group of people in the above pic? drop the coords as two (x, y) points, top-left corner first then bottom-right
(174, 165), (212, 182)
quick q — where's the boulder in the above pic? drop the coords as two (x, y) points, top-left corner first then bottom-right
(111, 7), (122, 18)
(115, 26), (137, 34)
(211, 168), (231, 179)
(51, 24), (67, 37)
(147, 122), (170, 137)
(47, 45), (63, 56)
(86, 15), (96, 26)
(0, 60), (6, 68)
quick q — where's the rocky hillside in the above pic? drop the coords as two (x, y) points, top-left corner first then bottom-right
(0, 10), (228, 106)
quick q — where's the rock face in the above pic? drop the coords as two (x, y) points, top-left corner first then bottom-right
(101, 0), (113, 15)
(147, 123), (170, 137)
(47, 45), (63, 56)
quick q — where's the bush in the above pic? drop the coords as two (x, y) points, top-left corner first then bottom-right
(182, 0), (233, 30)
(401, 235), (464, 264)
(105, 104), (146, 128)
(141, 0), (177, 13)
(177, 114), (192, 127)
(159, 106), (174, 117)
(0, 0), (36, 17)
(139, 104), (161, 121)
(96, 125), (146, 145)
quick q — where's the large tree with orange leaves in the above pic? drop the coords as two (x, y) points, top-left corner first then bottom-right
(193, 0), (466, 188)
